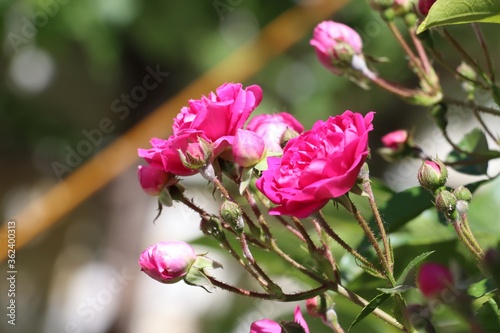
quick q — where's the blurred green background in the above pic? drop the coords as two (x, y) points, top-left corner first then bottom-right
(1, 0), (500, 332)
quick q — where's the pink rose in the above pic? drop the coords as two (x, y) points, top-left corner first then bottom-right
(417, 263), (454, 299)
(310, 21), (363, 75)
(139, 241), (197, 284)
(256, 111), (374, 218)
(381, 129), (408, 151)
(137, 164), (174, 196)
(250, 306), (309, 333)
(173, 82), (263, 151)
(247, 112), (304, 154)
(139, 83), (263, 176)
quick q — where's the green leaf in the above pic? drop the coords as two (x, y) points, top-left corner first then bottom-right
(348, 293), (391, 331)
(396, 251), (435, 285)
(417, 0), (500, 33)
(377, 285), (414, 294)
(477, 298), (500, 331)
(376, 186), (434, 234)
(446, 128), (500, 175)
(468, 278), (498, 298)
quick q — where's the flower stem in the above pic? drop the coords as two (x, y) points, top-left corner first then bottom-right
(471, 23), (495, 83)
(387, 22), (421, 72)
(361, 176), (393, 272)
(311, 217), (341, 283)
(312, 212), (384, 277)
(350, 201), (394, 283)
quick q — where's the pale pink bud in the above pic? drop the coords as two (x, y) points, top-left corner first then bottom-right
(417, 263), (454, 299)
(247, 113), (304, 154)
(137, 165), (171, 196)
(310, 21), (363, 76)
(381, 130), (408, 151)
(139, 241), (196, 284)
(232, 129), (266, 167)
(418, 0), (437, 16)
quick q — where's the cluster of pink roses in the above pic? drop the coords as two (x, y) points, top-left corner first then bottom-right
(138, 81), (374, 218)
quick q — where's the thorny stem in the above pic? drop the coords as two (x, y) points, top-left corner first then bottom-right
(453, 221), (483, 263)
(361, 177), (394, 272)
(206, 274), (330, 301)
(239, 233), (283, 295)
(244, 189), (305, 242)
(409, 27), (432, 75)
(311, 217), (341, 283)
(351, 201), (394, 283)
(242, 189), (326, 283)
(472, 23), (495, 83)
(387, 22), (423, 75)
(371, 76), (420, 99)
(458, 211), (484, 258)
(312, 212), (384, 277)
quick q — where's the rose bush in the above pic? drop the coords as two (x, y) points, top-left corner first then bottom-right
(256, 110), (374, 218)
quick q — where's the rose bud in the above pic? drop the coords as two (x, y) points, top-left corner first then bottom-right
(378, 130), (415, 162)
(417, 159), (448, 193)
(139, 241), (197, 284)
(417, 263), (454, 299)
(137, 164), (173, 196)
(382, 130), (408, 151)
(418, 0), (437, 16)
(250, 306), (310, 333)
(178, 137), (213, 171)
(310, 21), (363, 76)
(232, 129), (266, 167)
(247, 113), (304, 154)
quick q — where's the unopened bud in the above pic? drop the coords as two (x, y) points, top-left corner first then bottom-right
(232, 129), (266, 168)
(137, 165), (174, 196)
(452, 186), (472, 202)
(220, 201), (244, 233)
(417, 159), (448, 193)
(435, 190), (457, 216)
(310, 21), (363, 76)
(417, 263), (454, 299)
(178, 137), (213, 170)
(139, 241), (197, 284)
